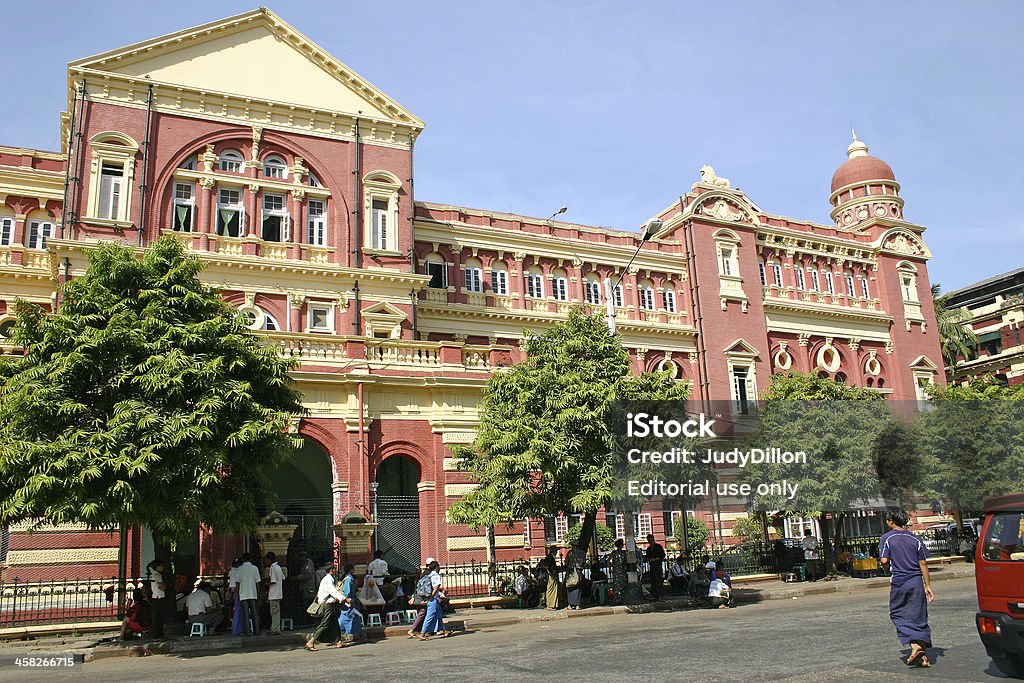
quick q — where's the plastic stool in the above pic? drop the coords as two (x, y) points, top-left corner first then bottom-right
(280, 618), (293, 631)
(189, 622), (207, 637)
(385, 612), (401, 626)
(367, 613), (382, 627)
(403, 610), (418, 624)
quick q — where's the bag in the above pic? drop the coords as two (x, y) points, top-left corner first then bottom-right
(306, 599), (320, 616)
(411, 594), (426, 606)
(415, 574), (434, 598)
(565, 570), (581, 590)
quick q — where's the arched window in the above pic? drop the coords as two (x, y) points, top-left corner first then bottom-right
(263, 155), (287, 179)
(86, 131), (138, 223)
(307, 199), (327, 246)
(526, 266), (544, 299)
(490, 261), (509, 295)
(307, 173), (323, 188)
(638, 279), (655, 310)
(178, 155), (197, 171)
(795, 266), (806, 291)
(241, 306), (280, 331)
(424, 252), (447, 289)
(551, 268), (569, 301)
(771, 262), (783, 286)
(584, 275), (601, 305)
(0, 207), (14, 247)
(218, 150), (244, 173)
(463, 257), (483, 293)
(845, 271), (856, 297)
(823, 271), (835, 295)
(758, 260), (767, 286)
(663, 288), (677, 313)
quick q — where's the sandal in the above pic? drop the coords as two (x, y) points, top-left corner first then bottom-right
(906, 644), (928, 666)
(304, 642), (317, 652)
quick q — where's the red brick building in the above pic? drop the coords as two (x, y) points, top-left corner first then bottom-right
(0, 9), (945, 581)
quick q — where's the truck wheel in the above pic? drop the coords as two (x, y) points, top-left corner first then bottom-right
(963, 551), (974, 563)
(992, 652), (1024, 679)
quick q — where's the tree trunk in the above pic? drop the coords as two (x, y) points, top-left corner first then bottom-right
(117, 521), (129, 619)
(622, 512), (644, 604)
(574, 511), (597, 562)
(819, 513), (835, 576)
(759, 510), (771, 545)
(485, 524), (497, 593)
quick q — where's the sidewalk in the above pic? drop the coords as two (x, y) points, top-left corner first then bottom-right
(0, 561), (975, 662)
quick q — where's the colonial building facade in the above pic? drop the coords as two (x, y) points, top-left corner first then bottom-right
(0, 9), (945, 581)
(945, 268), (1024, 386)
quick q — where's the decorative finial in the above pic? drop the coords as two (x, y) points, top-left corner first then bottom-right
(846, 130), (869, 159)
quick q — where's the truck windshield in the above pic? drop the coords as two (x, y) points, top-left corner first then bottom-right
(981, 512), (1024, 562)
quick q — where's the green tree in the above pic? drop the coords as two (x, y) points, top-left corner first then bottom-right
(918, 377), (1024, 532)
(0, 237), (304, 557)
(742, 372), (889, 574)
(673, 515), (710, 555)
(451, 309), (688, 564)
(932, 283), (978, 375)
(565, 521), (616, 552)
(729, 515), (766, 543)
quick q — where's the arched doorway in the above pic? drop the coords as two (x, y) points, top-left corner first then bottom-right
(374, 455), (421, 573)
(263, 437), (335, 571)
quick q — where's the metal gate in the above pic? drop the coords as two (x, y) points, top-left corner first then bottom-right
(268, 499), (335, 566)
(374, 495), (420, 573)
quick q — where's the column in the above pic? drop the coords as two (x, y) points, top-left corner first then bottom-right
(512, 252), (526, 310)
(196, 179), (213, 250)
(289, 189), (305, 260)
(449, 242), (463, 304)
(243, 183), (259, 256)
(12, 213), (27, 265)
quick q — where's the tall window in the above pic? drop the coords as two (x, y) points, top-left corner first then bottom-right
(758, 260), (767, 286)
(732, 366), (754, 415)
(0, 216), (13, 246)
(552, 274), (568, 301)
(97, 163), (123, 220)
(585, 279), (602, 305)
(218, 150), (243, 173)
(824, 271), (835, 295)
(771, 262), (783, 286)
(795, 267), (806, 291)
(262, 193), (288, 242)
(464, 266), (483, 293)
(613, 284), (624, 308)
(172, 182), (194, 232)
(307, 199), (326, 246)
(900, 273), (918, 302)
(808, 269), (820, 292)
(491, 268), (509, 295)
(27, 220), (53, 250)
(426, 260), (447, 289)
(527, 271), (544, 298)
(640, 286), (655, 310)
(663, 289), (676, 313)
(370, 199), (389, 250)
(719, 248), (734, 276)
(263, 155), (286, 179)
(859, 276), (870, 299)
(217, 187), (244, 237)
(845, 273), (855, 297)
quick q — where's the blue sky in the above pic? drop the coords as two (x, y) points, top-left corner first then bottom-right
(2, 1), (1021, 291)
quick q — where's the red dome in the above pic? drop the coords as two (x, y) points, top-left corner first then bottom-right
(830, 155), (895, 193)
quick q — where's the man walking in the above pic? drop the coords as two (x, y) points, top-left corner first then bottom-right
(880, 508), (934, 668)
(265, 552), (285, 635)
(306, 564), (345, 651)
(235, 552), (262, 636)
(802, 529), (821, 581)
(645, 534), (666, 601)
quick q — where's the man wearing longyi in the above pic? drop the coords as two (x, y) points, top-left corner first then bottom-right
(880, 508), (935, 669)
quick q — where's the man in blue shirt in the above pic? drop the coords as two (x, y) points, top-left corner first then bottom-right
(879, 508), (934, 668)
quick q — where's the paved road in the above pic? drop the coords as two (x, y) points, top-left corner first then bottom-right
(4, 577), (1009, 682)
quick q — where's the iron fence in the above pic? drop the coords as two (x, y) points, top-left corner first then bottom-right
(0, 577), (144, 628)
(435, 560), (525, 598)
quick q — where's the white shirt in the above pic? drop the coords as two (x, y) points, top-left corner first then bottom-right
(803, 535), (820, 560)
(150, 570), (165, 599)
(267, 562), (285, 601)
(228, 566), (238, 590)
(235, 562), (261, 601)
(670, 563), (689, 578)
(367, 558), (389, 578)
(708, 578), (730, 598)
(317, 572), (344, 604)
(185, 589), (213, 617)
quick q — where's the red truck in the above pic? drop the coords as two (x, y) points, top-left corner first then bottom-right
(976, 493), (1024, 678)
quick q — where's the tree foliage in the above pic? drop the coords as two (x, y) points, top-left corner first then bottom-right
(0, 237), (304, 543)
(450, 309), (689, 549)
(673, 515), (710, 553)
(931, 283), (978, 373)
(565, 521), (616, 552)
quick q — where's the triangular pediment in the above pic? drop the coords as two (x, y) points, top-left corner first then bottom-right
(723, 338), (760, 357)
(908, 355), (939, 371)
(362, 301), (407, 320)
(70, 8), (422, 127)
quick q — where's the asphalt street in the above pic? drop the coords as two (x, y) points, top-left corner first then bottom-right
(2, 576), (1008, 683)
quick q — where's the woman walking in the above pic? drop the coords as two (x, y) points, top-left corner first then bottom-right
(879, 508), (935, 668)
(540, 545), (567, 610)
(336, 563), (362, 645)
(418, 560), (449, 640)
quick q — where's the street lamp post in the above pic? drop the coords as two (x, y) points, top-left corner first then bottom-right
(604, 218), (663, 334)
